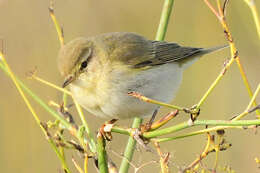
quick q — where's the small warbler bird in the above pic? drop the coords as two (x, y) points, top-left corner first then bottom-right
(58, 32), (227, 119)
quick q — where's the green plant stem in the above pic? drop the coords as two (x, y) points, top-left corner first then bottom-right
(111, 126), (131, 136)
(145, 119), (260, 139)
(235, 57), (260, 116)
(119, 1), (175, 172)
(203, 0), (260, 116)
(196, 58), (235, 109)
(156, 0), (175, 41)
(97, 134), (108, 173)
(233, 83), (260, 120)
(111, 118), (260, 140)
(30, 73), (97, 152)
(74, 99), (97, 153)
(52, 140), (70, 172)
(63, 93), (68, 106)
(0, 63), (72, 130)
(0, 61), (71, 173)
(155, 126), (240, 143)
(112, 84), (260, 141)
(119, 118), (143, 173)
(244, 0), (260, 39)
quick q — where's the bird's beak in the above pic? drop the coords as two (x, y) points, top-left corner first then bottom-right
(62, 75), (75, 88)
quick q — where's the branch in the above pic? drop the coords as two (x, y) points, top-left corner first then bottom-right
(119, 1), (175, 172)
(97, 132), (109, 173)
(0, 53), (71, 173)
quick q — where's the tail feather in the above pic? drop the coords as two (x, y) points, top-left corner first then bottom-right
(181, 44), (229, 69)
(201, 44), (229, 54)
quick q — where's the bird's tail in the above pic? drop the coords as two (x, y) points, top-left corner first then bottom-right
(201, 44), (229, 54)
(181, 44), (229, 69)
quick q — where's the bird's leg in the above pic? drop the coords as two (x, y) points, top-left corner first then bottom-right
(144, 108), (159, 131)
(143, 109), (179, 132)
(131, 110), (179, 151)
(148, 110), (179, 131)
(99, 119), (118, 141)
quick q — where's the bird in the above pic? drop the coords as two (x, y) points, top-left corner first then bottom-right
(57, 32), (227, 119)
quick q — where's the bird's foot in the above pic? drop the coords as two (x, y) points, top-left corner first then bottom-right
(130, 128), (153, 152)
(142, 110), (179, 132)
(99, 119), (118, 141)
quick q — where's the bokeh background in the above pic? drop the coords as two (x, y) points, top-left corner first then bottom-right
(0, 0), (260, 172)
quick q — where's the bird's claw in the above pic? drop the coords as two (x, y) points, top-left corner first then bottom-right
(99, 119), (118, 141)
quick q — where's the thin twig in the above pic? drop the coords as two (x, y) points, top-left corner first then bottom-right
(74, 98), (97, 153)
(183, 133), (212, 172)
(244, 0), (260, 39)
(201, 0), (260, 116)
(0, 54), (71, 173)
(111, 149), (157, 173)
(49, 0), (64, 46)
(128, 92), (185, 111)
(28, 72), (72, 95)
(72, 157), (85, 173)
(154, 142), (170, 173)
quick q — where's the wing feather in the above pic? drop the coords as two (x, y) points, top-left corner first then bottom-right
(134, 41), (203, 68)
(93, 32), (226, 69)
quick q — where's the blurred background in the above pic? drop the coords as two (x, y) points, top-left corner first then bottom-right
(0, 0), (259, 172)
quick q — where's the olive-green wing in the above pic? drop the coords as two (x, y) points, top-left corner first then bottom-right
(94, 32), (227, 68)
(133, 40), (227, 68)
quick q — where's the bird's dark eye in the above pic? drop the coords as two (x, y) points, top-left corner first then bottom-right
(80, 60), (88, 70)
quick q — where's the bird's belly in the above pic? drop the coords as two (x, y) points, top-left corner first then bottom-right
(101, 63), (183, 119)
(70, 63), (183, 119)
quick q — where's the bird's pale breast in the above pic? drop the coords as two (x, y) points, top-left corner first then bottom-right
(70, 62), (183, 119)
